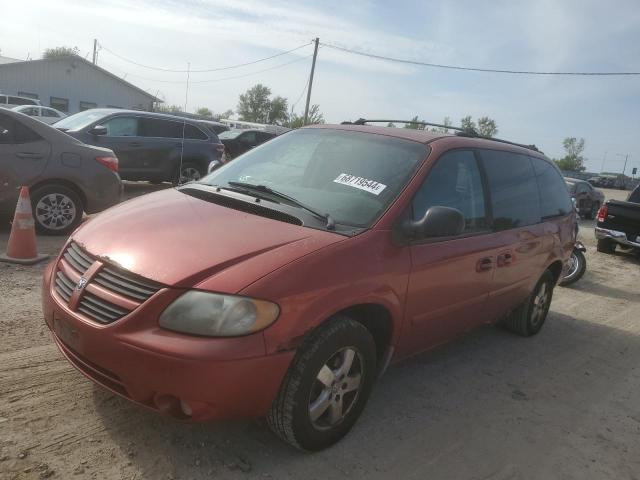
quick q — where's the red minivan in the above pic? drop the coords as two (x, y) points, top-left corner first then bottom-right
(42, 123), (576, 451)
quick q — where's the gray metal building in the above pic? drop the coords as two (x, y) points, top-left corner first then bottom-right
(0, 56), (159, 114)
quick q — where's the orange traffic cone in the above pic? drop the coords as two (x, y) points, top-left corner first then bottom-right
(0, 187), (49, 265)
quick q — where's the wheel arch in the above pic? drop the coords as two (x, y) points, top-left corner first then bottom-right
(546, 259), (564, 285)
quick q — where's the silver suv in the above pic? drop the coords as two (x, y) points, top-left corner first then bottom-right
(0, 109), (121, 235)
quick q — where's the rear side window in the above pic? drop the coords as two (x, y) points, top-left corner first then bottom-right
(42, 108), (60, 118)
(104, 116), (138, 136)
(629, 187), (640, 203)
(0, 114), (41, 144)
(530, 157), (573, 218)
(412, 150), (487, 233)
(481, 150), (540, 230)
(184, 124), (208, 140)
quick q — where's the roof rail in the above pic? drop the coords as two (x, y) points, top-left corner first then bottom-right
(344, 118), (541, 153)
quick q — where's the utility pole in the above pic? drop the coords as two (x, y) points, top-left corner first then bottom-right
(92, 39), (97, 65)
(303, 37), (319, 125)
(600, 150), (607, 173)
(622, 154), (629, 176)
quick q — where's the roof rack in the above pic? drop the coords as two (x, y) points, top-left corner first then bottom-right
(343, 118), (541, 153)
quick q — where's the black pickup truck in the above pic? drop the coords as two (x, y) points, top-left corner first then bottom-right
(595, 185), (640, 254)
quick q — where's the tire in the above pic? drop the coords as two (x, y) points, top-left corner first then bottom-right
(267, 316), (377, 451)
(31, 184), (84, 236)
(176, 161), (205, 185)
(501, 270), (554, 337)
(585, 203), (598, 220)
(559, 249), (586, 286)
(597, 238), (616, 254)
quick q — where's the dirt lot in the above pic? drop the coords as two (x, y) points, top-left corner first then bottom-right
(1, 186), (639, 480)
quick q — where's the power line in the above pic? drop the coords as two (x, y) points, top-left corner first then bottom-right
(320, 42), (640, 76)
(100, 53), (313, 85)
(99, 41), (312, 73)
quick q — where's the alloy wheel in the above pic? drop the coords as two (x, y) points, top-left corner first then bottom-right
(35, 193), (77, 230)
(179, 166), (202, 183)
(530, 282), (550, 328)
(308, 347), (363, 430)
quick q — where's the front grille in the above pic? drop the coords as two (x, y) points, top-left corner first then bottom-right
(54, 270), (74, 302)
(54, 242), (163, 325)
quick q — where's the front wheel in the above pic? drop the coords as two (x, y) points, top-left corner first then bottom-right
(267, 316), (377, 451)
(31, 184), (84, 235)
(560, 249), (586, 286)
(174, 162), (205, 185)
(502, 270), (554, 337)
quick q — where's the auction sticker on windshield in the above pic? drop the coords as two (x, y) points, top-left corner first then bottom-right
(334, 173), (387, 195)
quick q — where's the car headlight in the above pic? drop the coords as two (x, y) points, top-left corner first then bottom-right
(159, 291), (280, 337)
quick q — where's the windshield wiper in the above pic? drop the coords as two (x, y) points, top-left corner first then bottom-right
(228, 181), (335, 230)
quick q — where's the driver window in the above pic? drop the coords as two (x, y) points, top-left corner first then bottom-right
(103, 117), (138, 136)
(240, 132), (256, 145)
(412, 150), (487, 234)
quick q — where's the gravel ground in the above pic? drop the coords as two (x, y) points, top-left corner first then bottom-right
(1, 186), (638, 480)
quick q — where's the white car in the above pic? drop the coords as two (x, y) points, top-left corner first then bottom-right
(12, 105), (67, 125)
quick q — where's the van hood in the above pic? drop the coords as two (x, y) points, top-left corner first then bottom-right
(72, 188), (343, 290)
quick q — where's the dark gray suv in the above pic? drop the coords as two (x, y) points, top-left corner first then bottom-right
(54, 109), (224, 183)
(0, 109), (121, 235)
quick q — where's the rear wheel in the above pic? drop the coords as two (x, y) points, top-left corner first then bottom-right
(174, 162), (205, 185)
(31, 184), (83, 235)
(267, 316), (377, 451)
(502, 270), (554, 337)
(559, 249), (586, 286)
(597, 238), (616, 254)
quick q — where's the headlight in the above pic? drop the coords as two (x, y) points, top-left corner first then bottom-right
(159, 291), (280, 337)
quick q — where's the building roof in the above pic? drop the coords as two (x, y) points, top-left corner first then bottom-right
(0, 56), (161, 103)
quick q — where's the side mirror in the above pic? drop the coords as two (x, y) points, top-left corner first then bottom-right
(89, 125), (107, 136)
(403, 206), (465, 239)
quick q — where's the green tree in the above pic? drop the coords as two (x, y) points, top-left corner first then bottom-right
(285, 104), (325, 128)
(237, 84), (272, 122)
(269, 96), (289, 124)
(477, 116), (498, 137)
(430, 116), (452, 133)
(219, 109), (234, 120)
(196, 107), (213, 117)
(404, 115), (425, 130)
(460, 115), (476, 134)
(387, 122), (396, 128)
(156, 104), (183, 113)
(43, 46), (80, 59)
(554, 137), (586, 171)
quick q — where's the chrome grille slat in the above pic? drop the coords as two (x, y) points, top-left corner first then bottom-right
(81, 293), (129, 317)
(77, 305), (114, 324)
(93, 277), (148, 301)
(63, 251), (87, 273)
(55, 242), (164, 325)
(97, 270), (157, 296)
(69, 242), (93, 265)
(101, 266), (160, 291)
(65, 247), (91, 272)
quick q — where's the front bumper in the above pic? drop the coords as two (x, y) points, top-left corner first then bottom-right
(595, 227), (640, 248)
(41, 262), (294, 421)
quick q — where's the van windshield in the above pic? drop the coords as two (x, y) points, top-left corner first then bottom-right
(200, 128), (428, 227)
(54, 110), (111, 130)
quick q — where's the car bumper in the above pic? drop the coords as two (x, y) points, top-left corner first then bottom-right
(41, 261), (294, 421)
(595, 227), (640, 248)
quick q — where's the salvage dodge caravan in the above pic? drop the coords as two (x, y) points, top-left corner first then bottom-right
(42, 123), (576, 451)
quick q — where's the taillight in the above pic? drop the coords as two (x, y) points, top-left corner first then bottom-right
(96, 156), (118, 172)
(214, 143), (225, 154)
(596, 204), (608, 222)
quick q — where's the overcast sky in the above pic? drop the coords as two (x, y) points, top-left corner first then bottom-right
(1, 0), (639, 173)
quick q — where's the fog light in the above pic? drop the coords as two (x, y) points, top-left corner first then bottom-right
(180, 399), (193, 416)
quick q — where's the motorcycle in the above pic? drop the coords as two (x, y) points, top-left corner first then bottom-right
(560, 197), (587, 286)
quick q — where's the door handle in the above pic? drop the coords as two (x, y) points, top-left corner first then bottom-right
(16, 152), (43, 159)
(497, 252), (513, 267)
(476, 257), (494, 272)
(129, 142), (141, 147)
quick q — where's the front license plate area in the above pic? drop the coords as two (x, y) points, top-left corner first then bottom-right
(53, 316), (80, 352)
